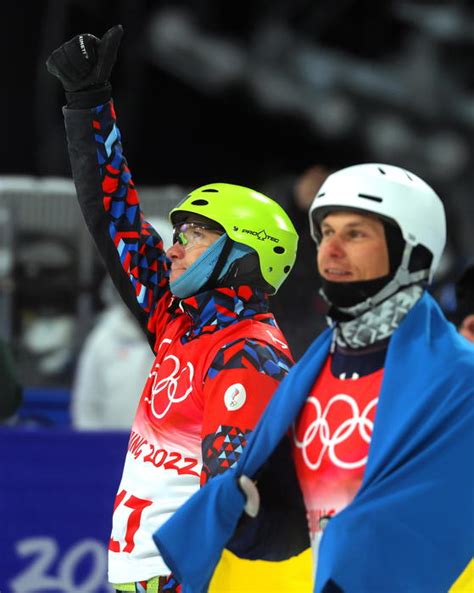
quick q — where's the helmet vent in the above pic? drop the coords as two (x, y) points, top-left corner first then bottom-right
(404, 170), (413, 181)
(317, 192), (326, 198)
(201, 189), (219, 193)
(191, 199), (209, 206)
(273, 246), (285, 254)
(284, 265), (291, 273)
(378, 167), (386, 175)
(358, 193), (383, 203)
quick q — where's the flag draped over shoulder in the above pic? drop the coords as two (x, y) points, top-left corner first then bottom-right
(154, 293), (474, 593)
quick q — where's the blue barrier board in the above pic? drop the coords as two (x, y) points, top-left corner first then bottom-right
(0, 427), (129, 593)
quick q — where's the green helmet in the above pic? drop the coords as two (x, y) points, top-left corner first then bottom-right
(169, 183), (299, 293)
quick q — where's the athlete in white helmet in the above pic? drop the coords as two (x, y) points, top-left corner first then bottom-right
(154, 163), (474, 593)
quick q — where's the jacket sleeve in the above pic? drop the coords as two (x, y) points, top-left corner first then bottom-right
(199, 337), (292, 484)
(200, 337), (309, 561)
(63, 100), (172, 350)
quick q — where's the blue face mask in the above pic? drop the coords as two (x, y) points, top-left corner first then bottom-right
(169, 234), (254, 299)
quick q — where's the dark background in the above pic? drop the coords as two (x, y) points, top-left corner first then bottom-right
(2, 1), (473, 203)
(0, 0), (473, 384)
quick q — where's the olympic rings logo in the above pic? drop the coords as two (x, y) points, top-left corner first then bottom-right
(146, 351), (194, 420)
(293, 394), (378, 470)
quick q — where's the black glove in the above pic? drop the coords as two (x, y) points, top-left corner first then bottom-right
(46, 25), (123, 108)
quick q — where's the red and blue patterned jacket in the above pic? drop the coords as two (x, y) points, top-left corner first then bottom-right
(63, 100), (300, 584)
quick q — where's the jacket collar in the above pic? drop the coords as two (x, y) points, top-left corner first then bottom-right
(170, 285), (270, 338)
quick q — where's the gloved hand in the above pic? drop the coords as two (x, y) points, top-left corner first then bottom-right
(238, 475), (260, 518)
(46, 25), (123, 107)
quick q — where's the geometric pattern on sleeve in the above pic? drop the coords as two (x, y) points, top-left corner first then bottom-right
(207, 338), (292, 381)
(92, 102), (170, 315)
(201, 425), (250, 485)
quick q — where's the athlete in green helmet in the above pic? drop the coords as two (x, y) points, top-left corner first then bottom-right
(46, 25), (312, 593)
(168, 182), (298, 298)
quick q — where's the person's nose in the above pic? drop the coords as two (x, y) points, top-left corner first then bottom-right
(166, 242), (185, 260)
(322, 234), (345, 258)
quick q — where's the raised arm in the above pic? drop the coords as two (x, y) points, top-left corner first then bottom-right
(46, 26), (172, 350)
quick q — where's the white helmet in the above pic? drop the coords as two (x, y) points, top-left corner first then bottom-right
(309, 163), (446, 287)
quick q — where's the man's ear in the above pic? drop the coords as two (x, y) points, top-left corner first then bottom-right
(459, 314), (474, 343)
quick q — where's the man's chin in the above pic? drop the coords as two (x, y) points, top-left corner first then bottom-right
(321, 274), (354, 283)
(170, 271), (185, 283)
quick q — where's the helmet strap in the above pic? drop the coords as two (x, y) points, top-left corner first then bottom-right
(201, 236), (234, 292)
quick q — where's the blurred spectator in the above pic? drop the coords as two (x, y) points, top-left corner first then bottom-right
(453, 263), (474, 343)
(0, 337), (22, 423)
(71, 218), (172, 430)
(14, 230), (78, 386)
(435, 261), (474, 344)
(267, 164), (331, 359)
(71, 284), (154, 430)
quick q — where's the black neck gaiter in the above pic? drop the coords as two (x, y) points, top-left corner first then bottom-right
(322, 275), (392, 314)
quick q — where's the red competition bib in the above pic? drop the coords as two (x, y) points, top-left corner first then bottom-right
(292, 355), (383, 539)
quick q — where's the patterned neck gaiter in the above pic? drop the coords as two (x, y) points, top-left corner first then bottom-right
(331, 284), (424, 349)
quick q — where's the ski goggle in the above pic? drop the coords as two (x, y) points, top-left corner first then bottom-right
(172, 222), (224, 250)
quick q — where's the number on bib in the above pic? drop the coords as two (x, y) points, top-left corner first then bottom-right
(109, 490), (152, 553)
